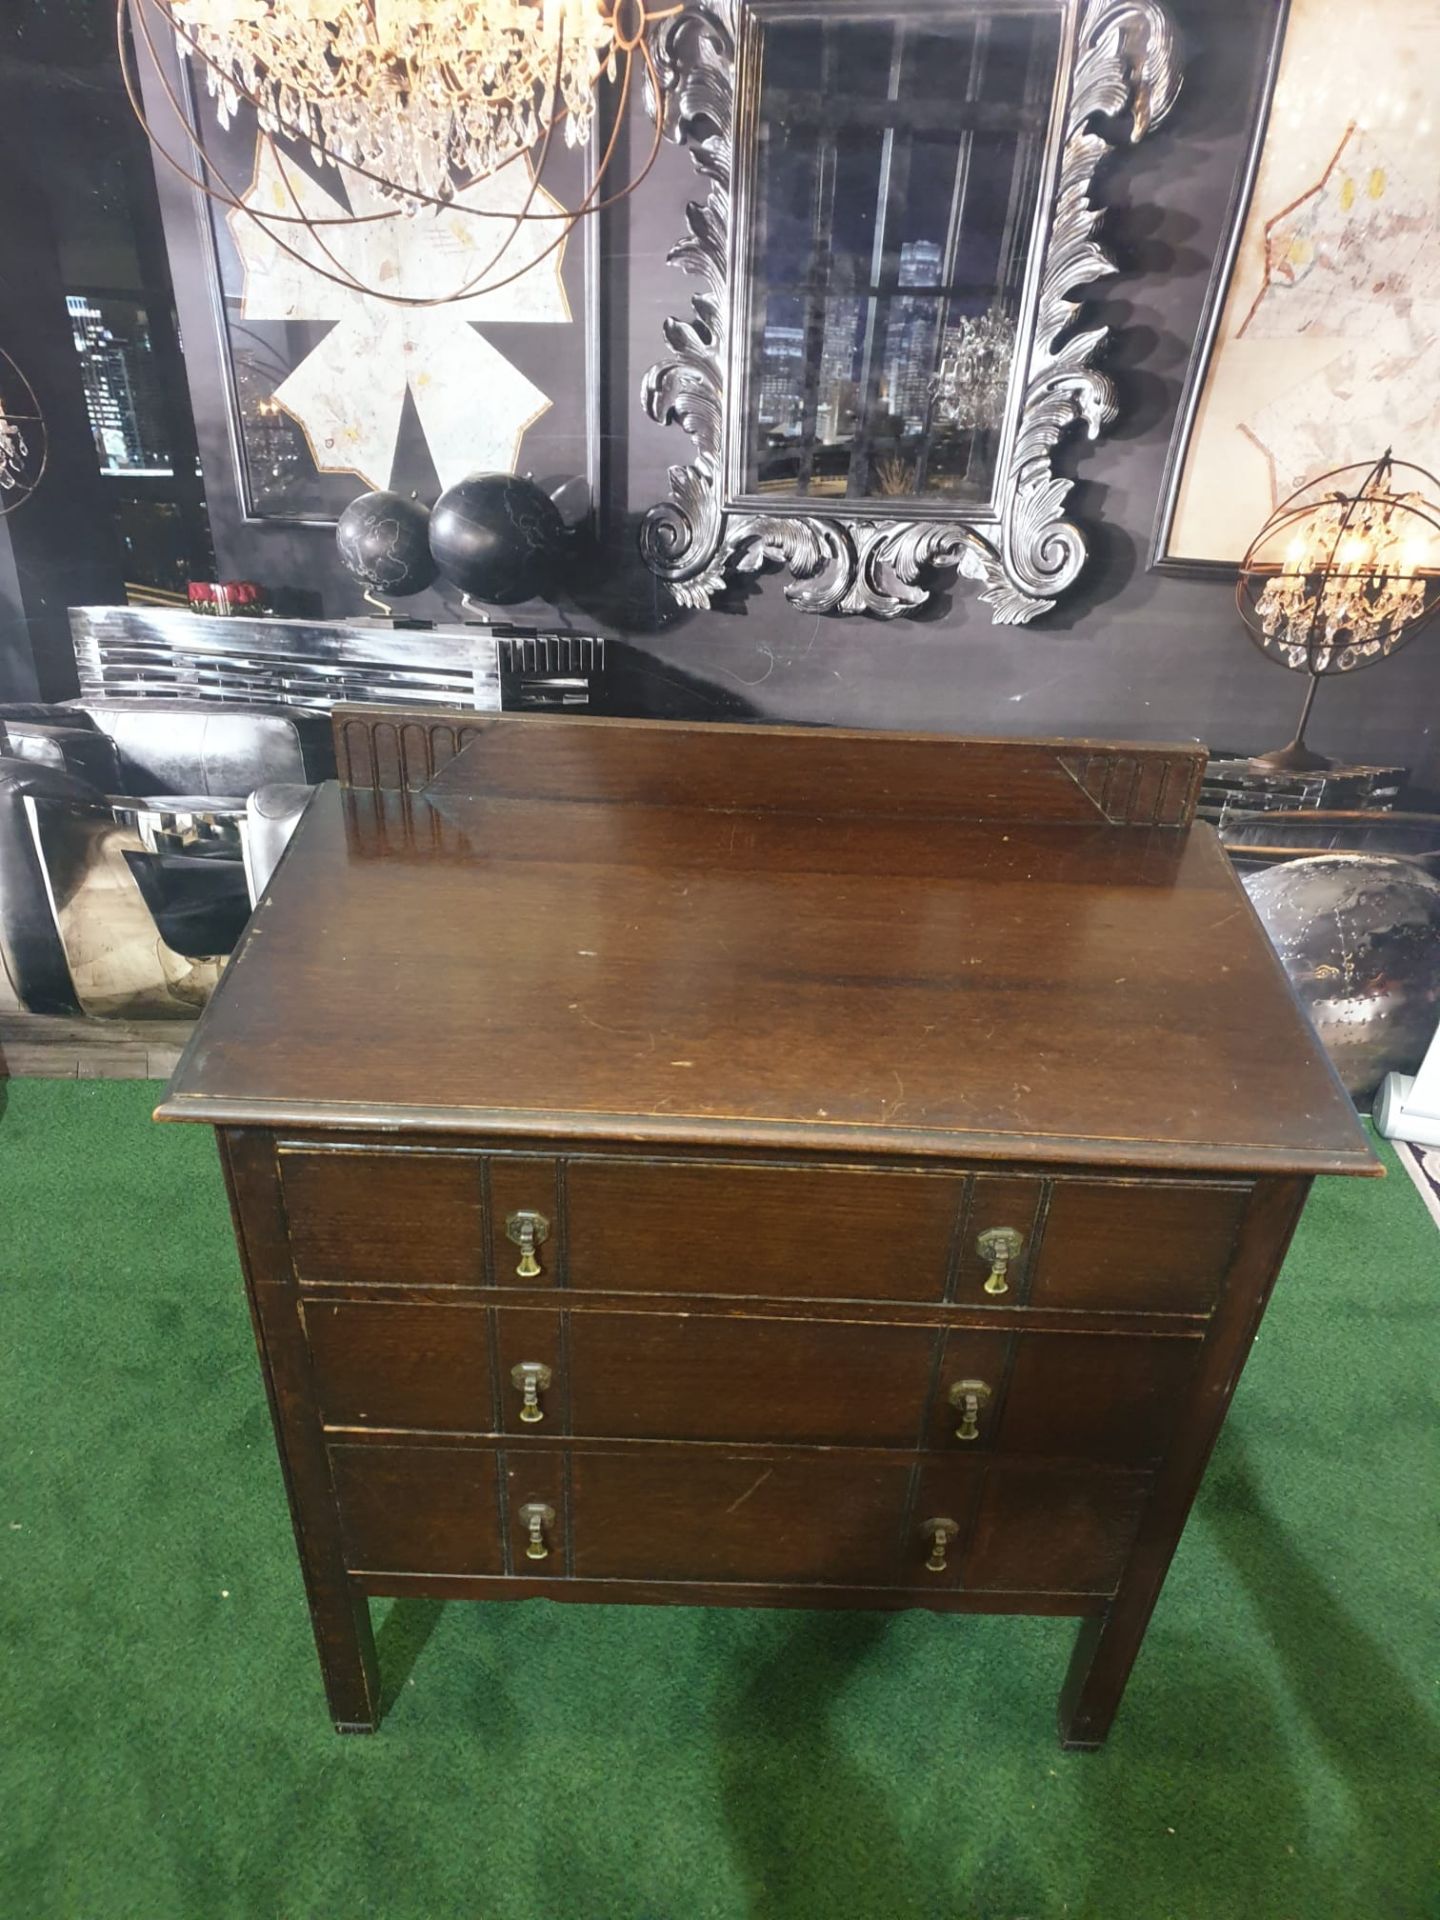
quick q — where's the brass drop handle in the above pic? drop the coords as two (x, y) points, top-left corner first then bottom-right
(948, 1377), (993, 1442)
(923, 1517), (959, 1575)
(510, 1360), (553, 1423)
(518, 1501), (555, 1562)
(506, 1209), (550, 1279)
(977, 1225), (1023, 1296)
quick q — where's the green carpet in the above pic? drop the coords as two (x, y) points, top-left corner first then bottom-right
(1, 1080), (1435, 1920)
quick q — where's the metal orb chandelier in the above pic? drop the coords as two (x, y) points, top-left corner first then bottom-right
(117, 0), (681, 307)
(0, 347), (48, 518)
(1237, 452), (1440, 772)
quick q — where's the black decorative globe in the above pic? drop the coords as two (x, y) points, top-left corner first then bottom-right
(335, 491), (437, 601)
(428, 471), (568, 606)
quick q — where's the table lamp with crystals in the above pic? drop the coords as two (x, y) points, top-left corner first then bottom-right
(1236, 452), (1440, 772)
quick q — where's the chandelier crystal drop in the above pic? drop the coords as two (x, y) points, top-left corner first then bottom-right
(167, 0), (626, 203)
(931, 306), (1016, 435)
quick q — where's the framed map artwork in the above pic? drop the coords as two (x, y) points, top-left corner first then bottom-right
(1152, 0), (1440, 570)
(179, 67), (598, 527)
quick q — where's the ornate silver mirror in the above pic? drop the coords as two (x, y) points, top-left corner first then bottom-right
(641, 0), (1179, 621)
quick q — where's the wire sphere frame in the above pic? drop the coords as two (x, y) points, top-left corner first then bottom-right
(1236, 450), (1440, 679)
(116, 0), (678, 310)
(0, 345), (48, 519)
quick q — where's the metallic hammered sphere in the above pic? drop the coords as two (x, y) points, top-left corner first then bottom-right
(1244, 854), (1440, 1100)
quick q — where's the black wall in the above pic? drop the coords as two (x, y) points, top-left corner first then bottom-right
(74, 1), (1440, 781)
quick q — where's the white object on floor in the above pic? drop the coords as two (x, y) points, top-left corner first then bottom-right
(1375, 1014), (1440, 1149)
(1392, 1140), (1440, 1233)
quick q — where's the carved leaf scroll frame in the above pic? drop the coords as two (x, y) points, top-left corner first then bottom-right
(640, 0), (1181, 622)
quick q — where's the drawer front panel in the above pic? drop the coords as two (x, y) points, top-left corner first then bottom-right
(303, 1293), (1202, 1465)
(570, 1451), (916, 1584)
(566, 1160), (961, 1302)
(1030, 1182), (1249, 1314)
(329, 1443), (503, 1576)
(954, 1177), (1249, 1315)
(928, 1327), (1200, 1465)
(325, 1442), (1150, 1594)
(305, 1299), (492, 1432)
(566, 1312), (937, 1447)
(921, 1461), (1151, 1595)
(995, 1333), (1199, 1465)
(281, 1149), (484, 1288)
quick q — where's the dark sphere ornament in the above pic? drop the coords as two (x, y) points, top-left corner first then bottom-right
(428, 471), (568, 606)
(336, 490), (437, 605)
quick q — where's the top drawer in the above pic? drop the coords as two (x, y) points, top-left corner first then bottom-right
(276, 1145), (1251, 1314)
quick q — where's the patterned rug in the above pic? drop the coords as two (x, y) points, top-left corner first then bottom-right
(1394, 1138), (1440, 1233)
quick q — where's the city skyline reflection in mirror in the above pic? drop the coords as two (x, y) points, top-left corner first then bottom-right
(741, 3), (1062, 508)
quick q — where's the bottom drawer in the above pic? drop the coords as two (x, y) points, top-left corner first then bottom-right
(328, 1441), (1153, 1596)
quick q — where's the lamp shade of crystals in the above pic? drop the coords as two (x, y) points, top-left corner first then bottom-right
(164, 0), (623, 200)
(1236, 453), (1440, 772)
(117, 0), (681, 305)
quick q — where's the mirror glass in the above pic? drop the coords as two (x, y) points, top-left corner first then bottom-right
(741, 3), (1063, 506)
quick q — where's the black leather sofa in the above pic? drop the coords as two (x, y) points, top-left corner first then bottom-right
(0, 700), (334, 1015)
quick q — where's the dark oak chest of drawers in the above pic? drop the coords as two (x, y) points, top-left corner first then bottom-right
(159, 712), (1374, 1745)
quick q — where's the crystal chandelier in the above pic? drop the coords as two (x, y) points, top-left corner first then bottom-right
(166, 0), (629, 204)
(1236, 453), (1440, 771)
(118, 0), (680, 303)
(931, 306), (1016, 434)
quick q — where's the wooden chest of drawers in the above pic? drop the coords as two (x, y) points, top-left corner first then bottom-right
(159, 713), (1375, 1746)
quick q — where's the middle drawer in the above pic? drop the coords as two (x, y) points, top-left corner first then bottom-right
(302, 1299), (1201, 1462)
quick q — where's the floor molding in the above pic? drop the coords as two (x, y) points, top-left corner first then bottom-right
(0, 1012), (193, 1080)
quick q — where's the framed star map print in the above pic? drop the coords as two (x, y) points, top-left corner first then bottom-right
(179, 65), (598, 528)
(1152, 0), (1440, 571)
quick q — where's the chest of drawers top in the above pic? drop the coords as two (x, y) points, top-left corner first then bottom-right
(158, 713), (1370, 1182)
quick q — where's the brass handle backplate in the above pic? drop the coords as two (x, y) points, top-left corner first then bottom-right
(976, 1225), (1023, 1296)
(518, 1501), (556, 1562)
(922, 1517), (959, 1575)
(506, 1209), (551, 1279)
(510, 1360), (553, 1423)
(947, 1377), (993, 1442)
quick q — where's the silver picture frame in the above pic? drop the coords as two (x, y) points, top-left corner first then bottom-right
(640, 0), (1182, 622)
